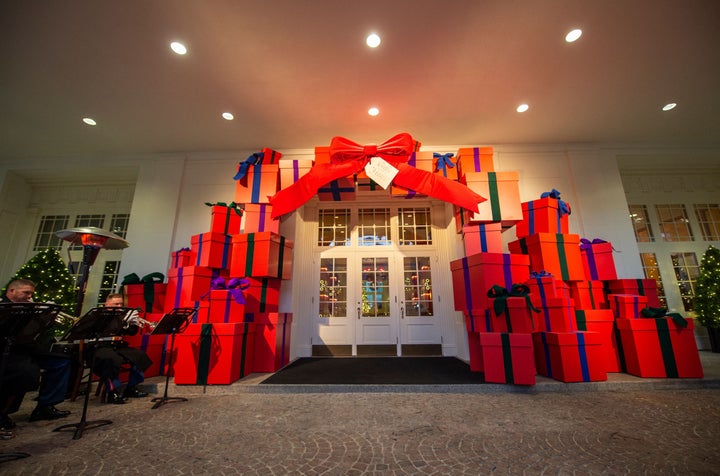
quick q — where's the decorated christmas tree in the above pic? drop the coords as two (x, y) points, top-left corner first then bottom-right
(694, 245), (720, 352)
(2, 248), (78, 335)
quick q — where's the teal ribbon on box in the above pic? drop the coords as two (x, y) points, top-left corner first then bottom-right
(640, 307), (688, 328)
(121, 272), (165, 312)
(487, 284), (540, 331)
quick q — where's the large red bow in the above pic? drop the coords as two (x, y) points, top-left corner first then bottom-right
(269, 133), (486, 218)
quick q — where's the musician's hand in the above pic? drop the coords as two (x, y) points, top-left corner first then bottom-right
(122, 324), (140, 336)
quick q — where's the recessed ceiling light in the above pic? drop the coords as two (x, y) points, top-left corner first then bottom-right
(565, 29), (582, 43)
(222, 112), (234, 121)
(366, 33), (381, 48)
(516, 104), (529, 113)
(82, 117), (97, 126)
(368, 107), (380, 116)
(170, 41), (187, 55)
(662, 103), (677, 111)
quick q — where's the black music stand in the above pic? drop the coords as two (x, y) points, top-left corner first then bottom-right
(53, 307), (127, 440)
(0, 303), (60, 463)
(149, 308), (195, 410)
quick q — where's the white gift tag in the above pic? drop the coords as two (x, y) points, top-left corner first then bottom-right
(364, 156), (399, 190)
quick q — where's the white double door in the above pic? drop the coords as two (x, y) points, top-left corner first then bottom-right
(315, 250), (440, 355)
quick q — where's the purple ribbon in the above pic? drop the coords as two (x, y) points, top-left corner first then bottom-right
(293, 161), (300, 182)
(579, 238), (608, 251)
(210, 276), (250, 304)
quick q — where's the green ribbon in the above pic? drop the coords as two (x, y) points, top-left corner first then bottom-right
(654, 318), (679, 378)
(575, 310), (588, 331)
(204, 201), (244, 217)
(196, 323), (213, 385)
(487, 284), (540, 331)
(501, 333), (514, 384)
(245, 234), (255, 277)
(640, 307), (688, 328)
(121, 272), (165, 312)
(487, 172), (502, 221)
(555, 234), (570, 280)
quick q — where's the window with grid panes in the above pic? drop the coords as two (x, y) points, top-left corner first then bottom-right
(319, 257), (347, 318)
(358, 208), (391, 246)
(694, 204), (720, 241)
(399, 208), (432, 246)
(403, 256), (434, 316)
(628, 205), (654, 242)
(671, 252), (700, 311)
(109, 214), (130, 238)
(98, 260), (121, 304)
(656, 204), (694, 242)
(317, 209), (350, 247)
(639, 252), (667, 307)
(33, 215), (69, 251)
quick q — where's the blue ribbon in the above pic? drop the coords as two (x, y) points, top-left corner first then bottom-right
(233, 152), (264, 181)
(530, 270), (553, 278)
(540, 188), (571, 217)
(433, 152), (455, 176)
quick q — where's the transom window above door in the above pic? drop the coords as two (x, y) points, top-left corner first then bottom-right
(317, 206), (432, 248)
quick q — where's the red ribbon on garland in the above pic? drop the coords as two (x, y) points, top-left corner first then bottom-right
(269, 133), (486, 218)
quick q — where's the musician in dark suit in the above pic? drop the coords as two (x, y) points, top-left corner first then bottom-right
(90, 293), (152, 404)
(0, 279), (72, 439)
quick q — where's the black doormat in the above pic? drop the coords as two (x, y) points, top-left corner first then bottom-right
(260, 357), (486, 385)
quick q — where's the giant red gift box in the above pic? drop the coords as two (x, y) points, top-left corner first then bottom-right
(209, 204), (242, 235)
(608, 294), (648, 319)
(533, 331), (607, 382)
(479, 332), (536, 385)
(462, 171), (522, 226)
(243, 203), (279, 234)
(488, 296), (537, 333)
(243, 277), (281, 313)
(173, 322), (256, 385)
(234, 148), (281, 205)
(605, 279), (661, 308)
(464, 309), (492, 372)
(615, 317), (703, 378)
(230, 232), (294, 279)
(569, 280), (608, 310)
(450, 253), (530, 311)
(125, 283), (167, 314)
(455, 147), (495, 178)
(279, 159), (313, 190)
(462, 223), (503, 255)
(539, 296), (577, 333)
(508, 233), (585, 281)
(580, 241), (617, 281)
(466, 331), (483, 372)
(191, 232), (232, 270)
(391, 152), (432, 197)
(516, 198), (570, 238)
(170, 248), (195, 269)
(318, 178), (356, 201)
(244, 312), (293, 372)
(574, 309), (621, 373)
(164, 266), (214, 310)
(208, 289), (246, 324)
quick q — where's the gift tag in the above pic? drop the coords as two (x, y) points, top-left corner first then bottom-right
(364, 156), (398, 190)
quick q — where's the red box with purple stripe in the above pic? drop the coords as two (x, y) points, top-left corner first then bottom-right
(450, 253), (530, 312)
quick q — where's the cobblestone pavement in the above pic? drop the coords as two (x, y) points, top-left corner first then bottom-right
(2, 353), (720, 475)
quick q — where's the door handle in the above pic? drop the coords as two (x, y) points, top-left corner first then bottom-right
(357, 305), (361, 320)
(400, 302), (404, 319)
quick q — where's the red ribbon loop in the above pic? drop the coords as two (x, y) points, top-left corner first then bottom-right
(329, 133), (415, 165)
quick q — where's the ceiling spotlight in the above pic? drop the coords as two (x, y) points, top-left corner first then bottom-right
(82, 117), (97, 126)
(366, 33), (381, 48)
(565, 29), (582, 43)
(368, 107), (380, 116)
(662, 103), (677, 111)
(516, 104), (529, 113)
(170, 41), (187, 55)
(222, 112), (234, 121)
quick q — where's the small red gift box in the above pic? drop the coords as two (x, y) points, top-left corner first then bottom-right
(524, 274), (565, 309)
(615, 317), (703, 378)
(569, 280), (608, 310)
(244, 312), (293, 372)
(605, 279), (661, 308)
(208, 289), (246, 324)
(173, 322), (256, 384)
(508, 233), (585, 281)
(279, 159), (313, 190)
(580, 241), (617, 281)
(124, 283), (167, 314)
(461, 171), (522, 226)
(243, 203), (279, 234)
(209, 204), (242, 235)
(462, 223), (503, 255)
(230, 232), (294, 279)
(318, 178), (356, 201)
(164, 266), (214, 310)
(608, 294), (648, 319)
(243, 277), (281, 313)
(450, 253), (530, 312)
(234, 148), (281, 204)
(170, 248), (195, 269)
(391, 152), (433, 197)
(539, 296), (577, 332)
(191, 232), (232, 270)
(516, 197), (570, 238)
(533, 331), (608, 382)
(455, 147), (495, 178)
(574, 309), (621, 373)
(479, 332), (536, 385)
(489, 296), (537, 333)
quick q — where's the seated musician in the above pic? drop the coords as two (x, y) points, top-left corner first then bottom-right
(0, 279), (71, 440)
(89, 293), (152, 404)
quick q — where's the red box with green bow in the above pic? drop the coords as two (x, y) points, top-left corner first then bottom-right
(479, 332), (536, 385)
(122, 272), (166, 313)
(487, 284), (540, 333)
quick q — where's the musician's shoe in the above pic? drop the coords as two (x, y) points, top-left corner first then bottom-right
(29, 405), (71, 422)
(0, 413), (16, 430)
(123, 386), (149, 398)
(0, 429), (14, 440)
(106, 391), (128, 404)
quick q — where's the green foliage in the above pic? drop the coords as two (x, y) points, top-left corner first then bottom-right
(3, 249), (78, 336)
(694, 245), (720, 329)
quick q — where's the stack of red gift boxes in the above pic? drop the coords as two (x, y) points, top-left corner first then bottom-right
(449, 149), (704, 385)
